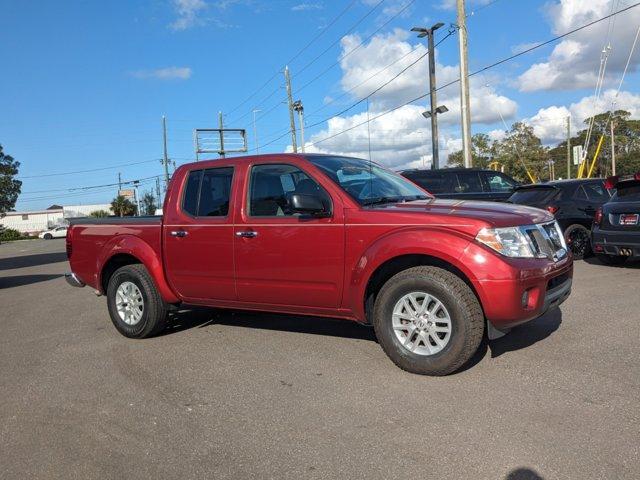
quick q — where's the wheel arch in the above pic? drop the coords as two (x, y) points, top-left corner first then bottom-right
(362, 253), (484, 325)
(97, 235), (180, 304)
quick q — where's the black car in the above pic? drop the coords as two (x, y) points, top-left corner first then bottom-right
(400, 168), (520, 201)
(508, 179), (613, 259)
(591, 174), (640, 265)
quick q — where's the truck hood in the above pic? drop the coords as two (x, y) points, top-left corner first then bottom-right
(372, 198), (553, 228)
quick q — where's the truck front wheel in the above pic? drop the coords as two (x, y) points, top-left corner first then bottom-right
(373, 266), (484, 376)
(106, 264), (168, 338)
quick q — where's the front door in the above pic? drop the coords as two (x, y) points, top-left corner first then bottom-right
(163, 166), (237, 301)
(234, 162), (344, 308)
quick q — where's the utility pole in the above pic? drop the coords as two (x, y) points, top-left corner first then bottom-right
(162, 116), (170, 193)
(118, 172), (122, 191)
(566, 115), (571, 179)
(456, 0), (473, 168)
(155, 177), (161, 202)
(412, 23), (448, 170)
(611, 119), (616, 176)
(284, 66), (298, 153)
(293, 100), (305, 152)
(252, 109), (261, 153)
(218, 111), (225, 158)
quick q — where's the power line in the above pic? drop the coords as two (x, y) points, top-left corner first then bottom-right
(224, 0), (359, 119)
(239, 0), (414, 128)
(304, 2), (640, 148)
(17, 158), (161, 179)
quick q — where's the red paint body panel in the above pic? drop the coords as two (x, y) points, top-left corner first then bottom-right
(67, 154), (573, 330)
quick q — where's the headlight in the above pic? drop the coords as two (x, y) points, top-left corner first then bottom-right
(476, 226), (537, 258)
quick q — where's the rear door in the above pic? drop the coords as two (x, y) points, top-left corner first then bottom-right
(233, 161), (345, 308)
(163, 165), (237, 301)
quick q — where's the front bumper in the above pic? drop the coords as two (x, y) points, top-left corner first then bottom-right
(592, 229), (640, 257)
(461, 243), (573, 333)
(65, 272), (85, 288)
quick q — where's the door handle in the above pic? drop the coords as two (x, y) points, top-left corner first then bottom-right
(170, 230), (188, 238)
(236, 230), (258, 238)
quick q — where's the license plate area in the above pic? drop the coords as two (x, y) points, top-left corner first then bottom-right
(620, 213), (639, 226)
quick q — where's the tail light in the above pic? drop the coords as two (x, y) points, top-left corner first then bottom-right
(604, 176), (619, 189)
(594, 207), (603, 226)
(65, 227), (73, 259)
(546, 205), (559, 215)
(635, 172), (640, 181)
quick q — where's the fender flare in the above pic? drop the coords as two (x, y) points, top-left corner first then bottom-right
(346, 226), (481, 321)
(97, 234), (180, 303)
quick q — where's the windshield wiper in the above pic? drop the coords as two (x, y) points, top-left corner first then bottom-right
(361, 195), (428, 206)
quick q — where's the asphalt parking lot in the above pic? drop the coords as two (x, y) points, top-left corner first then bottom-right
(1, 239), (638, 479)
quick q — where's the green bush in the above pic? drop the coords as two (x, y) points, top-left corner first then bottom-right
(89, 209), (110, 218)
(0, 228), (28, 241)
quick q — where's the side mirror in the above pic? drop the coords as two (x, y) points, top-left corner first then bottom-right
(290, 193), (328, 216)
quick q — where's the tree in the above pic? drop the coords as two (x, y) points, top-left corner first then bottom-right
(447, 133), (494, 169)
(0, 145), (22, 213)
(89, 209), (110, 218)
(110, 195), (136, 217)
(492, 122), (550, 183)
(547, 110), (640, 178)
(140, 191), (157, 216)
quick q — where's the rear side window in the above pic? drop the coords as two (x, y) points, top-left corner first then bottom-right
(582, 182), (611, 202)
(455, 172), (483, 193)
(510, 188), (557, 204)
(183, 170), (201, 216)
(407, 172), (456, 194)
(182, 167), (234, 217)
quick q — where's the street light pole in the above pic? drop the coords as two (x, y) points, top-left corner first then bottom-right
(252, 109), (261, 154)
(456, 0), (473, 168)
(412, 23), (447, 170)
(293, 100), (305, 153)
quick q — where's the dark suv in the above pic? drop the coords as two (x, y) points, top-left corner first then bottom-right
(508, 179), (613, 259)
(592, 174), (640, 265)
(400, 168), (519, 201)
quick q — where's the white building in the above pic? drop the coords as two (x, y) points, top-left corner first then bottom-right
(0, 203), (112, 234)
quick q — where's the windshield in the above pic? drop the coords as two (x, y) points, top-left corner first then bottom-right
(509, 187), (558, 205)
(307, 156), (431, 206)
(611, 182), (640, 202)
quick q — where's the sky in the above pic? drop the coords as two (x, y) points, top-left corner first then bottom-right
(1, 0), (640, 211)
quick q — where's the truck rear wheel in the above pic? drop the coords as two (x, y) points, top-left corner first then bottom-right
(106, 264), (168, 338)
(373, 266), (484, 376)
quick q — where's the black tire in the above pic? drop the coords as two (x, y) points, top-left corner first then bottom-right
(44, 233), (52, 240)
(595, 253), (628, 266)
(564, 224), (591, 259)
(106, 264), (168, 338)
(373, 266), (484, 376)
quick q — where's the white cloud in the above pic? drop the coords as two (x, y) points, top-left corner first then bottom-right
(291, 3), (323, 12)
(492, 89), (640, 145)
(299, 29), (518, 169)
(517, 0), (640, 91)
(130, 66), (193, 80)
(170, 0), (208, 31)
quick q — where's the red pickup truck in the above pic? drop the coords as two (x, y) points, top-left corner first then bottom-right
(66, 154), (573, 375)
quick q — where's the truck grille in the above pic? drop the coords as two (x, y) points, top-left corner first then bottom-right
(521, 221), (568, 261)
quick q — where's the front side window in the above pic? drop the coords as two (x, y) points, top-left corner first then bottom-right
(249, 164), (331, 217)
(182, 167), (233, 217)
(485, 172), (516, 192)
(308, 156), (430, 206)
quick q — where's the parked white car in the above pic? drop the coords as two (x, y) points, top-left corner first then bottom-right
(39, 226), (68, 239)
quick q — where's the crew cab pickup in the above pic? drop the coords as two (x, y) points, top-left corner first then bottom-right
(66, 154), (573, 375)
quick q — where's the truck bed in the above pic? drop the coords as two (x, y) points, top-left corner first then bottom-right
(68, 215), (162, 226)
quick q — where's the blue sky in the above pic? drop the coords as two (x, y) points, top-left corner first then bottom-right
(2, 0), (639, 210)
